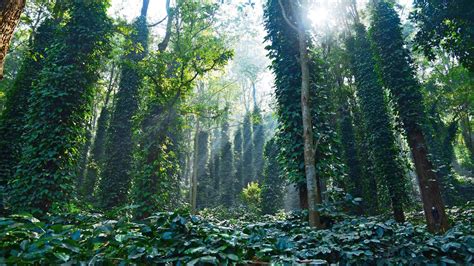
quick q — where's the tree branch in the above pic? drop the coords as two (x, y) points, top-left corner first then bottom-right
(278, 0), (298, 32)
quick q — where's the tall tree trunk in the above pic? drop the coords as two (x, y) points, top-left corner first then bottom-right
(296, 2), (321, 228)
(141, 0), (150, 17)
(99, 0), (149, 208)
(370, 1), (449, 232)
(407, 128), (450, 231)
(190, 119), (200, 213)
(252, 81), (258, 109)
(81, 66), (116, 200)
(0, 0), (25, 79)
(460, 116), (474, 166)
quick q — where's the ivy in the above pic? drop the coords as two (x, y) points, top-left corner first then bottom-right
(129, 0), (232, 217)
(252, 107), (265, 181)
(242, 112), (254, 186)
(346, 24), (409, 221)
(219, 118), (235, 206)
(98, 14), (149, 209)
(8, 0), (112, 215)
(261, 137), (285, 215)
(411, 0), (474, 71)
(0, 205), (472, 264)
(0, 18), (58, 214)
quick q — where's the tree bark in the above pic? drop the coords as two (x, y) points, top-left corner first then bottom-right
(0, 0), (25, 79)
(141, 0), (150, 17)
(408, 127), (449, 232)
(298, 183), (308, 210)
(296, 1), (322, 228)
(158, 0), (173, 52)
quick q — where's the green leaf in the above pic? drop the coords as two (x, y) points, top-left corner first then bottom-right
(162, 231), (173, 240)
(71, 230), (81, 241)
(226, 254), (239, 261)
(54, 252), (70, 262)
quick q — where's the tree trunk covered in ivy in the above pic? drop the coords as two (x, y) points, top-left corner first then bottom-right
(370, 1), (449, 232)
(339, 100), (363, 202)
(208, 128), (220, 207)
(294, 0), (322, 228)
(242, 112), (254, 186)
(261, 138), (285, 215)
(264, 0), (307, 210)
(131, 103), (182, 218)
(252, 107), (265, 181)
(81, 69), (115, 201)
(195, 127), (209, 210)
(0, 0), (25, 79)
(233, 127), (244, 195)
(8, 1), (112, 214)
(460, 116), (474, 168)
(425, 108), (460, 205)
(99, 2), (149, 209)
(219, 119), (234, 206)
(346, 23), (408, 222)
(0, 19), (56, 214)
(350, 93), (379, 214)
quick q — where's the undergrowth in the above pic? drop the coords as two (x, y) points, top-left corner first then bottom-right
(0, 204), (473, 264)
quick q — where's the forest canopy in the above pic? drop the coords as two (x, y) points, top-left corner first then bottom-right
(0, 0), (472, 264)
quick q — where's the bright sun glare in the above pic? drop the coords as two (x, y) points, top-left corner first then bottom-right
(308, 5), (330, 27)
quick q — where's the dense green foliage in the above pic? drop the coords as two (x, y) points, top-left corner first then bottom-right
(411, 0), (474, 71)
(8, 0), (112, 214)
(264, 0), (305, 189)
(219, 119), (235, 206)
(346, 24), (409, 221)
(242, 112), (254, 186)
(0, 18), (57, 214)
(98, 14), (149, 209)
(0, 0), (472, 264)
(252, 107), (265, 181)
(1, 205), (472, 264)
(261, 138), (285, 215)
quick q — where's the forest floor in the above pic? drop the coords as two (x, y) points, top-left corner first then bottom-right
(0, 204), (473, 265)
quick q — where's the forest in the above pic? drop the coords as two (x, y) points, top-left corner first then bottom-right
(0, 0), (473, 264)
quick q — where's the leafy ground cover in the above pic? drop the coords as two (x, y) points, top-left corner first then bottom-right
(1, 205), (473, 265)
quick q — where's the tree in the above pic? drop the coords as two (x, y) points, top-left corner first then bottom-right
(98, 0), (150, 209)
(370, 0), (449, 232)
(264, 0), (306, 210)
(234, 126), (244, 195)
(219, 118), (234, 206)
(261, 138), (285, 215)
(194, 128), (210, 210)
(0, 0), (25, 79)
(293, 0), (323, 227)
(8, 0), (112, 214)
(0, 17), (57, 214)
(346, 23), (409, 222)
(81, 66), (117, 201)
(242, 112), (254, 186)
(264, 0), (323, 227)
(131, 0), (232, 216)
(339, 97), (363, 202)
(411, 0), (474, 72)
(252, 107), (265, 181)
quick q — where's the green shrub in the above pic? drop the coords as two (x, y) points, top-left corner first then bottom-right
(0, 204), (472, 264)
